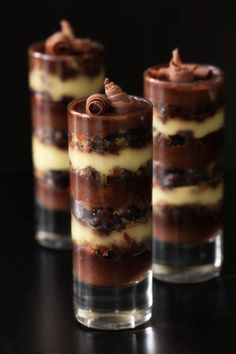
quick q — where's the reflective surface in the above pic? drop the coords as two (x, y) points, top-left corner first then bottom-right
(0, 173), (235, 353)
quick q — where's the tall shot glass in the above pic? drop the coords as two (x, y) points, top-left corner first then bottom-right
(68, 81), (153, 329)
(144, 49), (224, 283)
(28, 21), (104, 249)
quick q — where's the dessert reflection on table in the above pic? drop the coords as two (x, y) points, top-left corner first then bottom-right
(31, 247), (74, 352)
(74, 326), (156, 354)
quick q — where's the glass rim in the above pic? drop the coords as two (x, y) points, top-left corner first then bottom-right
(28, 40), (104, 61)
(144, 63), (224, 89)
(68, 95), (153, 120)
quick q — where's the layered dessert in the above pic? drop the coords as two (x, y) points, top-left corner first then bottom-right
(68, 79), (152, 287)
(29, 20), (105, 248)
(144, 49), (224, 280)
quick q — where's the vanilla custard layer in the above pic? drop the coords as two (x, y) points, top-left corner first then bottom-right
(29, 68), (105, 102)
(153, 182), (223, 206)
(69, 145), (152, 175)
(72, 214), (151, 248)
(32, 135), (69, 171)
(153, 108), (224, 138)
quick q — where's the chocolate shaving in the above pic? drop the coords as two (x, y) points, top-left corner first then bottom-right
(169, 48), (196, 83)
(60, 19), (75, 39)
(45, 20), (92, 55)
(86, 94), (110, 115)
(104, 78), (130, 103)
(104, 78), (133, 114)
(45, 32), (72, 55)
(155, 48), (212, 82)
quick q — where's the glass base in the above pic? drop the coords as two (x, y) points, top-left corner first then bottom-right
(36, 230), (71, 250)
(153, 234), (223, 284)
(73, 272), (152, 330)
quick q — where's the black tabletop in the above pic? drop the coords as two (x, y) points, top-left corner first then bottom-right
(0, 171), (235, 354)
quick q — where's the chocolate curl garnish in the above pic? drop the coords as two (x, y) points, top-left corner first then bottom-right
(104, 78), (133, 114)
(60, 19), (75, 39)
(45, 32), (72, 55)
(60, 19), (92, 52)
(45, 20), (92, 54)
(86, 94), (110, 115)
(104, 78), (132, 114)
(169, 48), (196, 83)
(104, 78), (130, 103)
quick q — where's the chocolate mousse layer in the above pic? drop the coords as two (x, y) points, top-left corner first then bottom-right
(69, 79), (152, 287)
(153, 161), (221, 188)
(73, 241), (151, 287)
(153, 129), (223, 170)
(70, 163), (151, 209)
(153, 203), (222, 244)
(68, 98), (152, 137)
(72, 199), (151, 234)
(69, 125), (151, 153)
(29, 41), (104, 80)
(31, 95), (68, 130)
(35, 170), (70, 211)
(34, 127), (68, 149)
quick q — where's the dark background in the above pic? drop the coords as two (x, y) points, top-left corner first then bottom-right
(1, 2), (236, 353)
(1, 0), (235, 174)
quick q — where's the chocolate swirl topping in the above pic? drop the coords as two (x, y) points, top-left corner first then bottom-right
(168, 49), (196, 83)
(85, 78), (136, 116)
(157, 48), (212, 83)
(45, 32), (72, 55)
(86, 94), (110, 115)
(45, 19), (93, 55)
(104, 78), (133, 114)
(60, 19), (75, 39)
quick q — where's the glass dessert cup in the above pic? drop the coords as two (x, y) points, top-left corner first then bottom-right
(28, 29), (105, 249)
(68, 90), (153, 329)
(144, 52), (224, 283)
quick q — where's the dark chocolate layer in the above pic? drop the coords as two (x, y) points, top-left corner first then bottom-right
(153, 102), (222, 122)
(144, 65), (224, 120)
(153, 203), (222, 244)
(73, 242), (151, 287)
(35, 173), (70, 211)
(68, 97), (152, 137)
(72, 198), (151, 235)
(70, 163), (152, 209)
(153, 161), (221, 188)
(69, 125), (151, 153)
(35, 127), (68, 149)
(29, 41), (104, 79)
(153, 129), (223, 169)
(31, 95), (68, 130)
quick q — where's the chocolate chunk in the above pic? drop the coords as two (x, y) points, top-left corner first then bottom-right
(86, 94), (110, 115)
(72, 199), (151, 234)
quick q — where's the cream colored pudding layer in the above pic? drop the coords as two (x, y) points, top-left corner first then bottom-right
(69, 145), (152, 175)
(32, 135), (69, 171)
(29, 68), (105, 102)
(153, 108), (224, 138)
(153, 182), (223, 206)
(72, 214), (151, 248)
